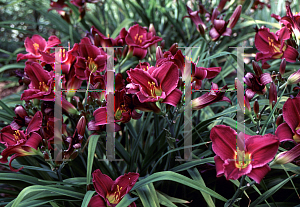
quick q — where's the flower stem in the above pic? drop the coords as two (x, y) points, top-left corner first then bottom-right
(227, 175), (246, 207)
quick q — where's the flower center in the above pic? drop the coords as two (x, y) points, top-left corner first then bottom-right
(33, 43), (39, 51)
(107, 185), (122, 204)
(148, 81), (162, 97)
(39, 82), (49, 92)
(13, 130), (21, 141)
(87, 56), (97, 73)
(234, 148), (252, 170)
(267, 37), (281, 53)
(115, 106), (126, 120)
(134, 34), (143, 44)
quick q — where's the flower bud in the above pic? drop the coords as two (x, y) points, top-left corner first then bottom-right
(234, 77), (238, 90)
(228, 5), (242, 29)
(160, 40), (165, 49)
(76, 116), (86, 136)
(169, 43), (178, 55)
(254, 99), (259, 115)
(271, 71), (276, 81)
(217, 0), (228, 11)
(276, 114), (283, 126)
(287, 69), (300, 85)
(14, 105), (28, 119)
(279, 58), (286, 76)
(244, 96), (251, 115)
(252, 60), (262, 76)
(269, 82), (277, 108)
(122, 45), (128, 59)
(156, 46), (163, 60)
(149, 23), (156, 36)
(273, 144), (300, 165)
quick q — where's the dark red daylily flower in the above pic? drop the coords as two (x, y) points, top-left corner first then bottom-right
(243, 61), (272, 100)
(70, 37), (107, 80)
(192, 83), (231, 110)
(276, 97), (300, 143)
(126, 61), (182, 107)
(125, 24), (163, 59)
(88, 169), (139, 207)
(255, 26), (298, 69)
(211, 125), (279, 183)
(279, 4), (300, 41)
(21, 62), (55, 101)
(209, 5), (242, 41)
(0, 112), (43, 172)
(17, 34), (61, 62)
(182, 5), (206, 34)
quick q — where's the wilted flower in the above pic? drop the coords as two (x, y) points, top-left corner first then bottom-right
(211, 125), (279, 183)
(88, 169), (139, 207)
(244, 61), (272, 100)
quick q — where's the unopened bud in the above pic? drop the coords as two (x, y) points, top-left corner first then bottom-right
(228, 5), (242, 29)
(254, 99), (259, 115)
(160, 40), (165, 49)
(287, 69), (300, 85)
(276, 114), (283, 126)
(169, 43), (178, 55)
(271, 71), (276, 81)
(156, 46), (163, 60)
(149, 23), (156, 36)
(273, 144), (300, 165)
(279, 58), (286, 76)
(269, 82), (277, 108)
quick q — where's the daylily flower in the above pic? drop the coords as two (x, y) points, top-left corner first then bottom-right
(182, 5), (206, 34)
(211, 125), (279, 183)
(88, 169), (139, 207)
(192, 83), (231, 110)
(275, 97), (300, 143)
(0, 112), (43, 172)
(243, 61), (272, 100)
(21, 62), (55, 101)
(272, 144), (300, 165)
(255, 26), (298, 69)
(70, 37), (107, 80)
(125, 24), (163, 59)
(279, 4), (300, 41)
(17, 34), (61, 62)
(127, 61), (182, 107)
